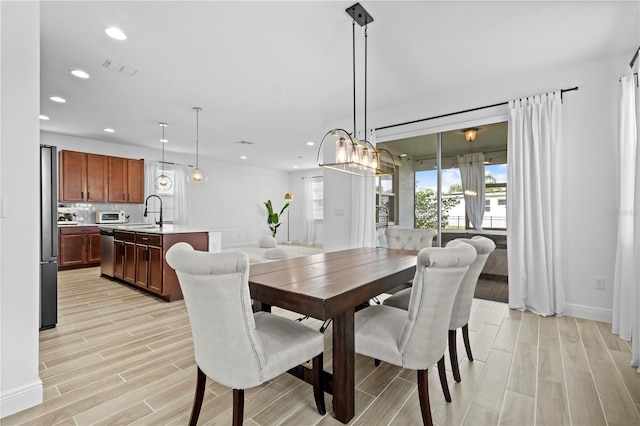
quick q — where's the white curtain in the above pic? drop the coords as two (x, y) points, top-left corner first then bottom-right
(349, 174), (376, 247)
(173, 164), (191, 226)
(612, 71), (640, 372)
(507, 91), (566, 316)
(457, 152), (486, 230)
(300, 177), (316, 244)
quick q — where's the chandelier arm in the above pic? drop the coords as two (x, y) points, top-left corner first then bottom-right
(316, 129), (356, 165)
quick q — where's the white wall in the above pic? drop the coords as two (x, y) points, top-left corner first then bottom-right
(324, 52), (630, 321)
(0, 1), (43, 417)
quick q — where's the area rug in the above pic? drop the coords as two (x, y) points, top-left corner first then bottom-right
(222, 244), (323, 264)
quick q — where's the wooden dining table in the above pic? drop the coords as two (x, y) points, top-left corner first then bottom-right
(248, 247), (418, 424)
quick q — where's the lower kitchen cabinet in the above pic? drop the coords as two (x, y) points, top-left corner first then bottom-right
(58, 226), (101, 269)
(113, 230), (208, 301)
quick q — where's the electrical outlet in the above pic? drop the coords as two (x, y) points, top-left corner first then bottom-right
(595, 278), (605, 290)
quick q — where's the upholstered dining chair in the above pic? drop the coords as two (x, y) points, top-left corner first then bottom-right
(354, 241), (477, 426)
(383, 236), (496, 383)
(166, 243), (326, 426)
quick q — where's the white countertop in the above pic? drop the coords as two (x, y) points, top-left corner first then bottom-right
(98, 223), (214, 235)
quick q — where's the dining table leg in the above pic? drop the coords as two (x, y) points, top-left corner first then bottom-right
(331, 307), (355, 423)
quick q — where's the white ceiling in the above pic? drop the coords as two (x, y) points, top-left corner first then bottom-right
(40, 1), (639, 171)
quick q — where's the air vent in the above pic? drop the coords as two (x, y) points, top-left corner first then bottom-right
(102, 60), (138, 76)
(237, 140), (254, 145)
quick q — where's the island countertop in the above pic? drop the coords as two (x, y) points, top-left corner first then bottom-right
(98, 224), (213, 235)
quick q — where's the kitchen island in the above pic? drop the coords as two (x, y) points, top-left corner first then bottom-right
(102, 224), (210, 302)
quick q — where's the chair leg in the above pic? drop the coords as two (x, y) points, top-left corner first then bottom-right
(462, 324), (473, 362)
(189, 366), (207, 426)
(232, 389), (244, 426)
(437, 356), (451, 403)
(312, 353), (326, 415)
(449, 329), (461, 383)
(319, 318), (332, 333)
(374, 358), (380, 366)
(417, 369), (433, 426)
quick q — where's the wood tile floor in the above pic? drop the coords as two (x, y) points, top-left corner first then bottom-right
(3, 267), (640, 425)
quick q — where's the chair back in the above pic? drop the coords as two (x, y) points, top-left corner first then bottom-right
(446, 236), (496, 329)
(383, 227), (437, 251)
(398, 241), (476, 370)
(166, 243), (266, 388)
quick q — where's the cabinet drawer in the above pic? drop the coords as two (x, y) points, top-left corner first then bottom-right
(136, 233), (162, 246)
(114, 231), (135, 242)
(59, 226), (99, 235)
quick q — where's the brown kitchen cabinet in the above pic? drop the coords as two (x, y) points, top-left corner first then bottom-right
(58, 226), (101, 269)
(108, 157), (144, 204)
(113, 231), (136, 283)
(112, 230), (208, 301)
(59, 150), (108, 202)
(134, 233), (163, 293)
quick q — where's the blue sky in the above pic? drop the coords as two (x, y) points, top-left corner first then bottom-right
(416, 163), (508, 192)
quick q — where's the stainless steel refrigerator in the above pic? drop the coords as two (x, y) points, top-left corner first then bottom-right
(40, 145), (58, 330)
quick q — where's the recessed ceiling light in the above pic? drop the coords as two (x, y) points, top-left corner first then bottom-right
(293, 165), (299, 169)
(49, 96), (66, 103)
(400, 153), (408, 157)
(160, 139), (168, 143)
(105, 27), (127, 41)
(306, 141), (315, 146)
(103, 128), (115, 133)
(240, 156), (247, 160)
(39, 115), (50, 120)
(70, 69), (90, 79)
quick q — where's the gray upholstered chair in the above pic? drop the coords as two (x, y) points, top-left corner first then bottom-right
(166, 243), (326, 426)
(354, 241), (476, 426)
(384, 236), (496, 383)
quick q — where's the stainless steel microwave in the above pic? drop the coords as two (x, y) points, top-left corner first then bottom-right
(95, 211), (126, 223)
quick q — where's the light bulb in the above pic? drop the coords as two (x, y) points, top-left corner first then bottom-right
(189, 168), (207, 184)
(336, 139), (348, 163)
(154, 174), (173, 190)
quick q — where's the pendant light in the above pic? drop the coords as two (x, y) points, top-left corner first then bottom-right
(189, 107), (207, 184)
(154, 122), (173, 190)
(316, 3), (395, 177)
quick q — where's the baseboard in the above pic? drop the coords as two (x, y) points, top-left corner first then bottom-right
(563, 303), (612, 323)
(0, 379), (42, 419)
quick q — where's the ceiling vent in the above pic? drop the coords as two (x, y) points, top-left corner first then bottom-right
(237, 140), (254, 145)
(102, 60), (138, 76)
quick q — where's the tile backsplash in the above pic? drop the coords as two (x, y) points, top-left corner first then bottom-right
(57, 202), (144, 225)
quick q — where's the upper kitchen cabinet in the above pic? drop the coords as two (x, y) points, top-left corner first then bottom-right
(59, 150), (108, 202)
(108, 157), (145, 204)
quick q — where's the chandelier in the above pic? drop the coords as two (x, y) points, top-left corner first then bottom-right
(317, 3), (395, 177)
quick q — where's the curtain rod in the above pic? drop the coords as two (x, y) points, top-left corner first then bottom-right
(630, 46), (640, 69)
(375, 86), (579, 132)
(302, 175), (322, 179)
(158, 160), (193, 168)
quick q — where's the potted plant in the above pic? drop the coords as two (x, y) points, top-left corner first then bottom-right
(264, 199), (290, 238)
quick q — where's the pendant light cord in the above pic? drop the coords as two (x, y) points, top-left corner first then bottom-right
(352, 20), (356, 138)
(194, 107), (200, 169)
(364, 24), (368, 142)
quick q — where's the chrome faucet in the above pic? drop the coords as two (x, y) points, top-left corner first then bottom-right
(143, 195), (163, 228)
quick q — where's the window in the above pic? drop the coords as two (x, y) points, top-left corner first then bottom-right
(155, 168), (174, 223)
(376, 174), (396, 225)
(485, 199), (491, 212)
(312, 178), (323, 220)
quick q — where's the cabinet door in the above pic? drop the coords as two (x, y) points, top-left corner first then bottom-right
(59, 234), (85, 266)
(87, 233), (102, 264)
(86, 154), (108, 202)
(114, 240), (125, 279)
(59, 150), (86, 202)
(135, 244), (149, 288)
(123, 242), (136, 284)
(147, 246), (163, 293)
(127, 159), (145, 203)
(108, 157), (127, 203)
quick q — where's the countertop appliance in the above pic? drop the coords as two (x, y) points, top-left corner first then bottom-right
(96, 210), (126, 224)
(100, 227), (115, 277)
(58, 206), (78, 225)
(40, 145), (58, 329)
